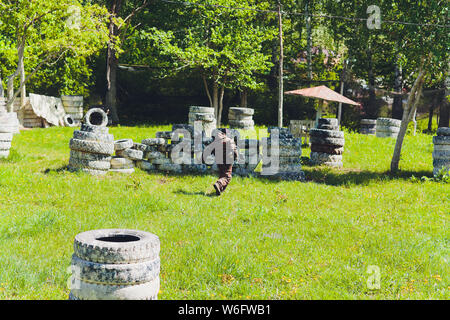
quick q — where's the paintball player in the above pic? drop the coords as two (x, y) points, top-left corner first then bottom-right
(207, 128), (239, 196)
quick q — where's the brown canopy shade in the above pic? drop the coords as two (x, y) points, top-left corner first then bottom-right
(285, 85), (360, 106)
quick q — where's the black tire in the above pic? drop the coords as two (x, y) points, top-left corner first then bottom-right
(310, 144), (344, 155)
(310, 129), (344, 139)
(437, 127), (450, 137)
(310, 136), (345, 147)
(73, 130), (114, 142)
(80, 123), (109, 134)
(84, 108), (108, 127)
(433, 135), (450, 145)
(69, 138), (114, 155)
(114, 139), (134, 151)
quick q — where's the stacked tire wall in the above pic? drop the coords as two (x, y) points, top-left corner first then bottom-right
(261, 127), (304, 181)
(62, 95), (84, 126)
(228, 107), (255, 130)
(0, 97), (19, 158)
(69, 229), (160, 300)
(360, 119), (376, 135)
(310, 118), (344, 168)
(376, 118), (401, 138)
(68, 109), (114, 175)
(233, 138), (260, 176)
(433, 127), (450, 176)
(188, 106), (216, 137)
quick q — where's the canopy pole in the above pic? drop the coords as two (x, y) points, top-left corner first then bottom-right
(315, 100), (323, 127)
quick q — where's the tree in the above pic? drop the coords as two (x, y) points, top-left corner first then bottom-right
(140, 0), (275, 126)
(0, 0), (110, 112)
(387, 0), (448, 172)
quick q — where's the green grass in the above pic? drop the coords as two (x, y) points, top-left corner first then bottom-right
(0, 126), (448, 300)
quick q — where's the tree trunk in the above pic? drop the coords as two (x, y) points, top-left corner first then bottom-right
(105, 0), (122, 124)
(212, 79), (219, 123)
(240, 89), (247, 108)
(6, 43), (25, 112)
(392, 62), (403, 120)
(202, 74), (213, 108)
(0, 74), (3, 98)
(277, 2), (284, 128)
(217, 85), (225, 127)
(19, 57), (26, 108)
(391, 67), (426, 173)
(366, 48), (377, 118)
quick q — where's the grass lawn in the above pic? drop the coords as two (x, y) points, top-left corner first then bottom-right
(0, 125), (448, 300)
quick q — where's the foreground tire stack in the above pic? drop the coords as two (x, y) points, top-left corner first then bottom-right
(69, 229), (160, 300)
(309, 118), (344, 168)
(61, 95), (84, 126)
(228, 107), (255, 130)
(433, 127), (450, 177)
(261, 127), (304, 181)
(188, 106), (216, 137)
(0, 97), (18, 158)
(376, 118), (401, 138)
(68, 109), (114, 175)
(360, 119), (376, 135)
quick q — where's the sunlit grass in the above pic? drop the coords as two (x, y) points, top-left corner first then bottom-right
(0, 125), (448, 300)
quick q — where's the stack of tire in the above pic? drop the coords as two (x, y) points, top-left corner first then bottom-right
(61, 95), (84, 126)
(141, 135), (182, 174)
(0, 97), (18, 158)
(433, 127), (450, 177)
(21, 106), (43, 128)
(376, 118), (401, 138)
(228, 107), (255, 130)
(69, 229), (160, 300)
(360, 119), (377, 135)
(261, 127), (304, 181)
(188, 106), (216, 137)
(172, 124), (209, 174)
(309, 118), (344, 168)
(111, 139), (145, 174)
(68, 108), (114, 175)
(233, 138), (260, 176)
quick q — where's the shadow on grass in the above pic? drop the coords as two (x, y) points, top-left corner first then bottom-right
(174, 189), (217, 197)
(301, 166), (434, 186)
(42, 165), (70, 174)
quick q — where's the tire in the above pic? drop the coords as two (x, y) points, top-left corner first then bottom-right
(70, 277), (159, 300)
(64, 115), (77, 127)
(142, 138), (166, 146)
(111, 157), (134, 168)
(151, 158), (172, 165)
(432, 150), (450, 160)
(155, 131), (173, 140)
(71, 254), (160, 285)
(74, 229), (160, 264)
(0, 141), (12, 149)
(84, 108), (108, 127)
(229, 114), (253, 121)
(261, 164), (303, 174)
(189, 106), (214, 114)
(310, 144), (344, 155)
(229, 107), (254, 116)
(376, 126), (400, 134)
(310, 136), (345, 147)
(433, 159), (450, 168)
(437, 127), (450, 136)
(266, 148), (302, 157)
(69, 157), (111, 170)
(188, 113), (215, 122)
(136, 160), (155, 171)
(376, 118), (401, 127)
(310, 129), (344, 139)
(229, 119), (254, 127)
(376, 131), (398, 138)
(145, 151), (167, 160)
(80, 123), (109, 134)
(433, 136), (450, 145)
(70, 150), (112, 162)
(0, 133), (13, 141)
(132, 143), (150, 152)
(360, 128), (376, 135)
(116, 148), (144, 161)
(361, 119), (376, 125)
(70, 138), (114, 155)
(114, 139), (134, 151)
(278, 156), (302, 165)
(183, 164), (207, 173)
(310, 152), (343, 163)
(73, 130), (114, 143)
(158, 163), (182, 173)
(433, 166), (450, 177)
(433, 144), (450, 152)
(318, 118), (338, 127)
